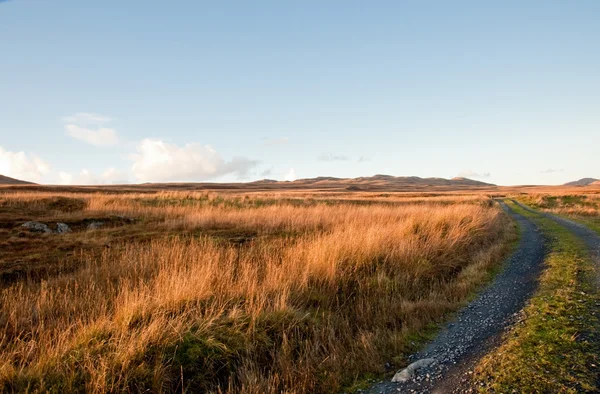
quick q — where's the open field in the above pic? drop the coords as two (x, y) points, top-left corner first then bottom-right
(0, 189), (513, 393)
(3, 185), (600, 393)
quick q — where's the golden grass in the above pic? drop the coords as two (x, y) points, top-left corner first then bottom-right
(518, 193), (600, 217)
(0, 191), (513, 393)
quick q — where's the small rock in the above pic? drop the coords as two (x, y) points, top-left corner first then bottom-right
(22, 221), (52, 233)
(56, 223), (72, 234)
(391, 358), (436, 383)
(87, 221), (104, 230)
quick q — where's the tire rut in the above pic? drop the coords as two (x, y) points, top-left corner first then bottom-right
(366, 201), (546, 394)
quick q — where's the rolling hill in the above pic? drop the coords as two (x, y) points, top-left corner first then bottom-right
(139, 175), (496, 192)
(564, 178), (599, 186)
(0, 174), (34, 185)
(0, 174), (497, 192)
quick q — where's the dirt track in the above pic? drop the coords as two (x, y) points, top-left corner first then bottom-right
(513, 200), (600, 284)
(367, 201), (547, 393)
(367, 201), (600, 393)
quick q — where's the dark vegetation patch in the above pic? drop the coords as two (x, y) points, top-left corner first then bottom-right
(134, 195), (322, 209)
(43, 197), (88, 212)
(528, 195), (598, 211)
(0, 196), (141, 283)
(133, 195), (488, 210)
(0, 196), (87, 215)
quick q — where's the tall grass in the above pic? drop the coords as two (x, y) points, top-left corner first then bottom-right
(522, 194), (600, 217)
(0, 192), (512, 393)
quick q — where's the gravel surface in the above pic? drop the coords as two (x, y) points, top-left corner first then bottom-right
(366, 201), (546, 394)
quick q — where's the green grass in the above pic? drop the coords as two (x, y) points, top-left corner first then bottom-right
(569, 216), (600, 236)
(474, 201), (600, 393)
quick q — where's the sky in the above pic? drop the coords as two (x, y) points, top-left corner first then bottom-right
(1, 0), (599, 186)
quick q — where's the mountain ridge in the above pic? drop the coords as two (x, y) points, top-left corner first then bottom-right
(0, 174), (497, 191)
(222, 175), (496, 191)
(564, 178), (599, 186)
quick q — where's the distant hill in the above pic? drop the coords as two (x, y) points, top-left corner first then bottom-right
(0, 174), (496, 192)
(0, 174), (35, 185)
(139, 175), (496, 192)
(450, 177), (494, 186)
(564, 178), (599, 186)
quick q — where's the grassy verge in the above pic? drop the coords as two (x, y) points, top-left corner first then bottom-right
(518, 194), (600, 236)
(570, 217), (600, 236)
(474, 201), (600, 393)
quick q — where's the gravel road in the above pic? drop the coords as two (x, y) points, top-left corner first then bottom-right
(513, 200), (600, 283)
(366, 201), (547, 394)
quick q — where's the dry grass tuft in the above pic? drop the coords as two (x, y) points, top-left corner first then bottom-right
(522, 194), (600, 217)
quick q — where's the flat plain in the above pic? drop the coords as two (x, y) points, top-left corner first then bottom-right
(1, 182), (599, 393)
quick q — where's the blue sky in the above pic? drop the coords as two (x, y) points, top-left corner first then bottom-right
(1, 0), (598, 185)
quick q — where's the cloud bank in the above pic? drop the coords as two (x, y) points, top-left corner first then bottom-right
(0, 146), (50, 183)
(63, 112), (119, 146)
(58, 168), (127, 185)
(130, 139), (258, 182)
(6, 112), (265, 184)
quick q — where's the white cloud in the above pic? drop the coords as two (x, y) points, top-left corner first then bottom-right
(101, 167), (126, 183)
(58, 167), (127, 185)
(63, 112), (118, 146)
(130, 139), (258, 182)
(65, 124), (119, 146)
(284, 168), (297, 182)
(457, 170), (491, 179)
(0, 146), (50, 183)
(57, 171), (73, 185)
